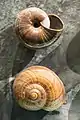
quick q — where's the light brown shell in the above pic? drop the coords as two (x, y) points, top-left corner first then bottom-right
(15, 7), (50, 44)
(13, 66), (65, 111)
(15, 7), (64, 49)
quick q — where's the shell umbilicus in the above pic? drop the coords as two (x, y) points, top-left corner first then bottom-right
(15, 7), (64, 48)
(13, 66), (65, 111)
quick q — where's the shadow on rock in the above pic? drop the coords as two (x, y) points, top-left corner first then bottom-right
(68, 90), (80, 120)
(0, 25), (18, 80)
(12, 43), (36, 76)
(66, 31), (80, 74)
(11, 99), (48, 120)
(0, 88), (12, 120)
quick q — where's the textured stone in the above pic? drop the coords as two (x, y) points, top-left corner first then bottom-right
(0, 0), (80, 120)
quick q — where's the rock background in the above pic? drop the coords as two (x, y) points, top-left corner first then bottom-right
(0, 0), (80, 82)
(0, 0), (80, 120)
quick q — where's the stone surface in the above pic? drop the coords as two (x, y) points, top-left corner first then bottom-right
(0, 0), (80, 120)
(68, 90), (80, 120)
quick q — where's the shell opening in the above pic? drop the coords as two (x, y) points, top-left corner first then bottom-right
(33, 19), (41, 28)
(49, 15), (63, 30)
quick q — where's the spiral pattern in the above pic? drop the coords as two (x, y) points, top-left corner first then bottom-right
(13, 66), (65, 111)
(15, 7), (51, 44)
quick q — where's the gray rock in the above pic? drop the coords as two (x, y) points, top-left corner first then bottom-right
(0, 0), (80, 120)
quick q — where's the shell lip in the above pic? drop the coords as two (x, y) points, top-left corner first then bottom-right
(41, 14), (64, 32)
(16, 33), (60, 49)
(14, 21), (61, 49)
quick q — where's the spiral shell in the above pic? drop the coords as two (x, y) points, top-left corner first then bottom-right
(15, 7), (64, 49)
(15, 7), (50, 44)
(13, 66), (65, 111)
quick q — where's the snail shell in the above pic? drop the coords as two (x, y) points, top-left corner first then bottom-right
(15, 7), (50, 44)
(13, 66), (65, 111)
(15, 7), (64, 49)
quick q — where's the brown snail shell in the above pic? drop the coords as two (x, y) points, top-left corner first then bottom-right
(15, 7), (64, 49)
(13, 66), (65, 111)
(15, 7), (50, 44)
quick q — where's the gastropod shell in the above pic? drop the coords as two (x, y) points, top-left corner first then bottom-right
(13, 66), (65, 111)
(15, 7), (64, 49)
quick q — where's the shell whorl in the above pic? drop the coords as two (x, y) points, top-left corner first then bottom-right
(15, 7), (50, 44)
(13, 66), (65, 111)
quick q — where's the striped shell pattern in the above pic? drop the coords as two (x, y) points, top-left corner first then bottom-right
(13, 66), (65, 111)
